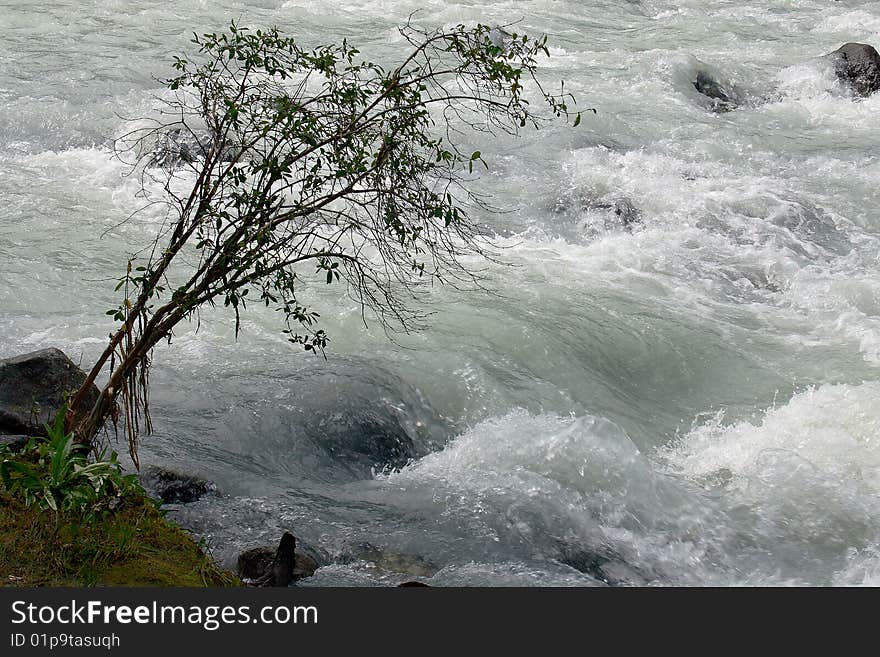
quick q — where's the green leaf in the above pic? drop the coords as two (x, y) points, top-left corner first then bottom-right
(43, 489), (57, 511)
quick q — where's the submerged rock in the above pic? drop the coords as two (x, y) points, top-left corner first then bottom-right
(825, 43), (880, 97)
(0, 348), (99, 437)
(557, 545), (651, 586)
(149, 128), (238, 169)
(489, 26), (514, 49)
(320, 411), (419, 472)
(554, 193), (643, 233)
(228, 359), (445, 483)
(140, 466), (216, 504)
(339, 542), (438, 578)
(238, 531), (319, 586)
(613, 198), (641, 229)
(289, 374), (435, 478)
(770, 203), (852, 257)
(693, 69), (740, 112)
(149, 129), (198, 168)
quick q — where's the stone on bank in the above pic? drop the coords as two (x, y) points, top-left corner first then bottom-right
(0, 348), (99, 437)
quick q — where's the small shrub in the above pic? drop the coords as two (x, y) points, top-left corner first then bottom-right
(0, 409), (142, 518)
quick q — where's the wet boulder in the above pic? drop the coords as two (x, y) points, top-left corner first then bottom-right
(555, 194), (643, 233)
(558, 545), (650, 586)
(0, 348), (99, 437)
(278, 360), (441, 480)
(338, 542), (438, 578)
(825, 43), (880, 97)
(317, 410), (419, 473)
(149, 128), (238, 169)
(237, 546), (275, 580)
(212, 358), (445, 483)
(613, 198), (641, 229)
(149, 128), (200, 168)
(292, 550), (319, 581)
(770, 203), (852, 257)
(140, 466), (216, 504)
(693, 70), (740, 112)
(238, 532), (319, 586)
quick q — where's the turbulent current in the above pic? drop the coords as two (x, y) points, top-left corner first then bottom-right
(3, 1), (880, 586)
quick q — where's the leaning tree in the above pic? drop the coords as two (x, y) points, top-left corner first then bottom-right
(64, 20), (583, 464)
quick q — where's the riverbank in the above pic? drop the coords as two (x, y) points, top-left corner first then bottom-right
(0, 461), (236, 587)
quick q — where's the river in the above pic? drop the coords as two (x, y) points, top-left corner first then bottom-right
(2, 0), (879, 585)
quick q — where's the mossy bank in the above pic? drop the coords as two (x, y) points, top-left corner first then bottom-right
(0, 488), (237, 587)
(0, 416), (237, 587)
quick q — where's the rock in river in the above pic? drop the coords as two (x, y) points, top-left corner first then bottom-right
(0, 348), (99, 437)
(825, 42), (880, 97)
(237, 532), (319, 586)
(693, 69), (740, 112)
(140, 466), (217, 504)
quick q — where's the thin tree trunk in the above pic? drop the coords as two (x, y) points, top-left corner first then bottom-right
(70, 303), (185, 449)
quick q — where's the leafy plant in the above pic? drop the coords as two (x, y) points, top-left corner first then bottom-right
(0, 409), (142, 518)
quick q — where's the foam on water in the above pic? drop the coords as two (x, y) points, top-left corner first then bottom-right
(666, 382), (880, 584)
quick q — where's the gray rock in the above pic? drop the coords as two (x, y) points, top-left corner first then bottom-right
(245, 359), (443, 483)
(149, 128), (238, 169)
(238, 532), (319, 586)
(339, 542), (438, 578)
(237, 546), (275, 580)
(0, 434), (28, 451)
(140, 466), (217, 504)
(555, 194), (643, 232)
(292, 550), (318, 581)
(558, 545), (650, 586)
(289, 391), (428, 478)
(770, 203), (852, 257)
(0, 348), (99, 437)
(614, 198), (641, 229)
(322, 411), (418, 472)
(826, 42), (880, 97)
(693, 70), (740, 112)
(149, 128), (203, 168)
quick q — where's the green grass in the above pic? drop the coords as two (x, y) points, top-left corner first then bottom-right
(0, 408), (239, 587)
(0, 490), (238, 587)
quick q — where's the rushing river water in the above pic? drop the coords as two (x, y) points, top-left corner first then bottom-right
(3, 0), (880, 586)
